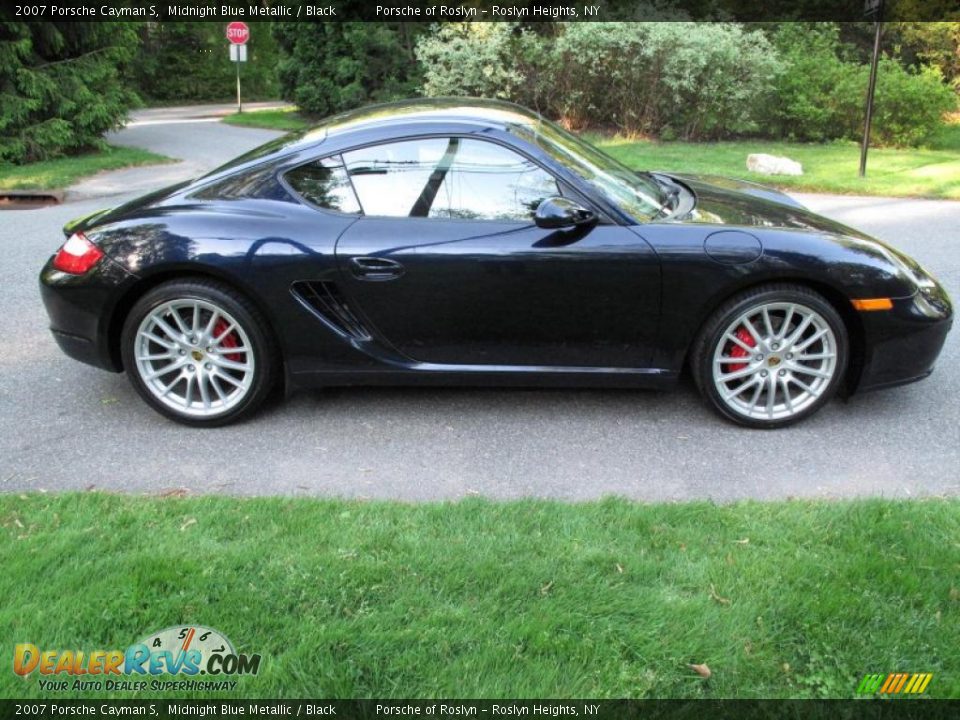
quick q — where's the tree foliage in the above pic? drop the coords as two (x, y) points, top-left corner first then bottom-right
(272, 22), (424, 117)
(0, 22), (139, 164)
(416, 21), (956, 146)
(770, 23), (956, 145)
(551, 22), (782, 139)
(416, 22), (782, 140)
(132, 22), (279, 103)
(895, 21), (960, 92)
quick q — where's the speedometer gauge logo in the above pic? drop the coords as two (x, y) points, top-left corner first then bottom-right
(140, 625), (235, 659)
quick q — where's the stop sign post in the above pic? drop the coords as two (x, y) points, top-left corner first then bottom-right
(226, 22), (249, 113)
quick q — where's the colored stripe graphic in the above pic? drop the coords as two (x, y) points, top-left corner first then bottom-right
(865, 672), (932, 695)
(857, 674), (885, 694)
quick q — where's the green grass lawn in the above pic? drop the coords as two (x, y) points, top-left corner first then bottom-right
(222, 109), (960, 200)
(596, 127), (960, 200)
(0, 145), (173, 192)
(221, 107), (313, 132)
(2, 494), (957, 699)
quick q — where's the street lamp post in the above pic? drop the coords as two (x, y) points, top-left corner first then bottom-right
(860, 0), (884, 178)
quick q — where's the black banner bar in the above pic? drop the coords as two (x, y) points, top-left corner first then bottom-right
(1, 0), (959, 23)
(2, 700), (960, 720)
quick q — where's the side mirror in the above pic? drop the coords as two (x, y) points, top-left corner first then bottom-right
(534, 197), (597, 229)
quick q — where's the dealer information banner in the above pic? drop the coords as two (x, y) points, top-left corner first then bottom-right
(2, 700), (960, 720)
(1, 0), (956, 23)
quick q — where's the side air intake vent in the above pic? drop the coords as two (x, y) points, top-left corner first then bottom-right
(291, 280), (371, 340)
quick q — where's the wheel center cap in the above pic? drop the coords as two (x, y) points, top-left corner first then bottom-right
(191, 350), (204, 362)
(768, 355), (782, 367)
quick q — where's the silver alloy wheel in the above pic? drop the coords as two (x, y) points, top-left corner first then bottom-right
(712, 301), (838, 422)
(134, 299), (255, 418)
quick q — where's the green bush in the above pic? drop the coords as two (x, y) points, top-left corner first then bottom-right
(132, 23), (279, 104)
(550, 22), (781, 139)
(0, 22), (139, 164)
(416, 22), (781, 141)
(764, 24), (861, 142)
(415, 23), (547, 109)
(273, 23), (424, 117)
(869, 59), (956, 146)
(415, 21), (955, 147)
(767, 23), (956, 146)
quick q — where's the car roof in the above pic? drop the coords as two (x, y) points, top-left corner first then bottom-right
(200, 98), (546, 182)
(297, 98), (544, 147)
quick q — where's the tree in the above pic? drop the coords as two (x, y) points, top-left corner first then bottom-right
(0, 22), (139, 164)
(132, 22), (280, 104)
(272, 22), (425, 117)
(895, 22), (960, 92)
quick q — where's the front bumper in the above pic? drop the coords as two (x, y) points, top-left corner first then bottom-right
(39, 254), (138, 372)
(855, 287), (953, 393)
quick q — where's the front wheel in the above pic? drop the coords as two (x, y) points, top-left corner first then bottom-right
(121, 279), (278, 427)
(692, 284), (848, 429)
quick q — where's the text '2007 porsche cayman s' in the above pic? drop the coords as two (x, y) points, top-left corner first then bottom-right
(40, 100), (953, 428)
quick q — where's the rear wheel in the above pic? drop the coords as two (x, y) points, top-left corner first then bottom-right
(121, 279), (278, 427)
(692, 284), (848, 428)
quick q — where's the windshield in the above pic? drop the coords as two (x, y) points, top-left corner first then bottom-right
(510, 119), (665, 222)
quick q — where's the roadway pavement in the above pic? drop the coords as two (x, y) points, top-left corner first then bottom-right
(0, 108), (957, 500)
(66, 103), (290, 200)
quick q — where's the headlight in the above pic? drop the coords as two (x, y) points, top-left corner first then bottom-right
(878, 245), (939, 292)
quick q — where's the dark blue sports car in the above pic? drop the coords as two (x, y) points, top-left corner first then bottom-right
(40, 99), (952, 428)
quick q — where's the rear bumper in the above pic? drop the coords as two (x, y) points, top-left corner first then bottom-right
(39, 255), (137, 372)
(855, 288), (953, 393)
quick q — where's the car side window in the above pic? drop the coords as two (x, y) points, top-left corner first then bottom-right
(341, 138), (559, 222)
(284, 155), (361, 214)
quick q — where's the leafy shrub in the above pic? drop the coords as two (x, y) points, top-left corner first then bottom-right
(767, 23), (956, 146)
(415, 21), (955, 147)
(272, 23), (424, 117)
(132, 23), (279, 104)
(416, 22), (781, 141)
(550, 22), (781, 139)
(0, 22), (139, 164)
(764, 24), (862, 142)
(415, 23), (545, 107)
(869, 60), (956, 146)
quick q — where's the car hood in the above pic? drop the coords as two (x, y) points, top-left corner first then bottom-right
(666, 173), (871, 240)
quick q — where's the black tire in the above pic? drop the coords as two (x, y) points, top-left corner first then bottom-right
(691, 283), (848, 429)
(121, 279), (279, 427)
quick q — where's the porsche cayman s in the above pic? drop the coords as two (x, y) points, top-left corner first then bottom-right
(40, 99), (952, 428)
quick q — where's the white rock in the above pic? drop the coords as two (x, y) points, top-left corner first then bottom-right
(746, 153), (803, 176)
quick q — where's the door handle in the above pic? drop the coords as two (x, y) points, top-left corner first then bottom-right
(349, 257), (405, 281)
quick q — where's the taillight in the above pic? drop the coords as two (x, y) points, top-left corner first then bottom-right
(53, 232), (104, 274)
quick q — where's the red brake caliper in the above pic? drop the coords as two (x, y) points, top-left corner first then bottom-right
(212, 318), (242, 362)
(727, 326), (756, 372)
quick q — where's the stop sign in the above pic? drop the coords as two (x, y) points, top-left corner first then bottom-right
(226, 22), (249, 45)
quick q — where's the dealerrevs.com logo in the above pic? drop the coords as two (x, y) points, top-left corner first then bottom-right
(14, 626), (261, 692)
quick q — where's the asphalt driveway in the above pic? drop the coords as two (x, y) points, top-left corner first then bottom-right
(1, 109), (957, 500)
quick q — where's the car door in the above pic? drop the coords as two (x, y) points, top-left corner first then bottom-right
(333, 135), (661, 368)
